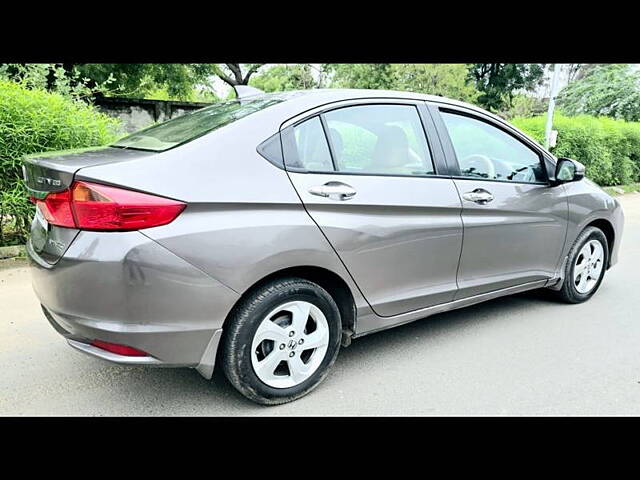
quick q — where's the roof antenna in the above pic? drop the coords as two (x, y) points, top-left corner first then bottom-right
(233, 85), (264, 100)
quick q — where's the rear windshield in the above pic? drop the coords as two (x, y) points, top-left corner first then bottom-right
(111, 96), (284, 152)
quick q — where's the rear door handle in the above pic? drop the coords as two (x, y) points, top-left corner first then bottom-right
(308, 182), (357, 201)
(462, 188), (494, 204)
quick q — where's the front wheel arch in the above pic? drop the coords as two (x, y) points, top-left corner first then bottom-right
(585, 219), (615, 269)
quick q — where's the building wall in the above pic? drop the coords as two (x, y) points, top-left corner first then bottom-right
(93, 97), (212, 133)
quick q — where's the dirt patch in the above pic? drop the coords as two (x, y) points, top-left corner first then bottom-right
(0, 257), (29, 271)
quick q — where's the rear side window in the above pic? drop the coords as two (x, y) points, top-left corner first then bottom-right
(112, 97), (284, 152)
(324, 105), (435, 176)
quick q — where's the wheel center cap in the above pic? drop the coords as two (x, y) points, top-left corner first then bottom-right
(287, 339), (297, 350)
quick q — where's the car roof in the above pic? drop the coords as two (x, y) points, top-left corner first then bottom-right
(253, 88), (480, 111)
(245, 88), (507, 127)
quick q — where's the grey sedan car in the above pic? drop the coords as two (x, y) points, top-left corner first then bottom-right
(24, 88), (624, 405)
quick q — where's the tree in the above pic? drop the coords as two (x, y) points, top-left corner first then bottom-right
(557, 64), (640, 121)
(1, 64), (222, 100)
(391, 64), (479, 103)
(468, 64), (545, 111)
(324, 64), (395, 90)
(249, 64), (317, 92)
(74, 64), (218, 99)
(213, 64), (264, 87)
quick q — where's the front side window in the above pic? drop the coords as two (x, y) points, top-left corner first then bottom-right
(112, 97), (284, 152)
(324, 105), (435, 176)
(440, 111), (546, 183)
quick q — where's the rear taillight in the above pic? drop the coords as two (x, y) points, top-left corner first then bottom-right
(37, 189), (75, 227)
(91, 339), (149, 357)
(35, 181), (185, 231)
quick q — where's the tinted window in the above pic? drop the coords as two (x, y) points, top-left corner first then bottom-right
(441, 111), (546, 183)
(112, 97), (284, 152)
(324, 105), (435, 176)
(290, 116), (334, 171)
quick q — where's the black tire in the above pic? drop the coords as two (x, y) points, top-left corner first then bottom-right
(555, 226), (609, 304)
(221, 277), (342, 405)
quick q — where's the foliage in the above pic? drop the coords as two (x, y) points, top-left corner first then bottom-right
(391, 64), (479, 103)
(250, 65), (317, 92)
(0, 63), (117, 100)
(143, 86), (219, 103)
(557, 64), (640, 121)
(469, 64), (545, 112)
(212, 64), (264, 87)
(324, 64), (395, 90)
(0, 80), (122, 245)
(323, 64), (479, 103)
(512, 113), (640, 186)
(74, 63), (218, 100)
(498, 94), (547, 120)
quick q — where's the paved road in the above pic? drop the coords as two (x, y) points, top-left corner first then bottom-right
(1, 194), (639, 416)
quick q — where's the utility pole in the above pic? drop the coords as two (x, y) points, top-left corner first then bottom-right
(544, 64), (562, 149)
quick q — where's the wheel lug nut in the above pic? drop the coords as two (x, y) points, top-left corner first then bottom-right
(289, 352), (295, 357)
(289, 331), (295, 337)
(279, 344), (285, 350)
(298, 339), (304, 345)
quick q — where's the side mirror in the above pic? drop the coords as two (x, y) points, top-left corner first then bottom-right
(554, 157), (585, 184)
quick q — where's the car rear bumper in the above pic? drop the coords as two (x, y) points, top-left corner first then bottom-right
(28, 229), (239, 375)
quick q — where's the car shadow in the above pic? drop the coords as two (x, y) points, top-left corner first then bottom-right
(98, 288), (564, 414)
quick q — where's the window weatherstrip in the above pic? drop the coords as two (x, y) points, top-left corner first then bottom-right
(318, 114), (338, 172)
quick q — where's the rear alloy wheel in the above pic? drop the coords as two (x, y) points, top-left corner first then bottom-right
(556, 226), (609, 303)
(222, 278), (341, 405)
(251, 301), (330, 389)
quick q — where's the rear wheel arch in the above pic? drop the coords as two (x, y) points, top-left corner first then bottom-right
(222, 265), (357, 343)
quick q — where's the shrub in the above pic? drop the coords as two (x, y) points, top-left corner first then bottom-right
(512, 113), (640, 186)
(0, 80), (122, 246)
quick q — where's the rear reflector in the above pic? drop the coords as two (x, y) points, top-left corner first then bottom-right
(91, 339), (149, 357)
(35, 181), (185, 231)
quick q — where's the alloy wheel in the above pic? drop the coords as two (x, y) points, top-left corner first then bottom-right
(251, 301), (330, 388)
(573, 239), (605, 294)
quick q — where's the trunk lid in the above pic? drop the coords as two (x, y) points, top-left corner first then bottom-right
(23, 146), (156, 264)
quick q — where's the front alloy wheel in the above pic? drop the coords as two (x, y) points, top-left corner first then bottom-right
(556, 226), (609, 303)
(573, 239), (605, 294)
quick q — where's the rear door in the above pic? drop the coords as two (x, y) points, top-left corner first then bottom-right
(428, 103), (568, 299)
(283, 100), (463, 317)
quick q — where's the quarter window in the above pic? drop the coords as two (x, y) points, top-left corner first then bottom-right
(441, 111), (546, 183)
(324, 105), (435, 176)
(290, 116), (334, 171)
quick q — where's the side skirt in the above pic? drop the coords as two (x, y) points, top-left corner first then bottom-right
(353, 279), (549, 339)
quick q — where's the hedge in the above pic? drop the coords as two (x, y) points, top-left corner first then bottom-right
(512, 113), (640, 186)
(0, 80), (122, 246)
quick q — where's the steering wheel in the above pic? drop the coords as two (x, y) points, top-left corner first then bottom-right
(461, 154), (496, 179)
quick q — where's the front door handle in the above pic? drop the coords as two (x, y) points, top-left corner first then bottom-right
(462, 188), (494, 204)
(308, 182), (357, 201)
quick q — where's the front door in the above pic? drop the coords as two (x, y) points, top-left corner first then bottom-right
(432, 105), (568, 299)
(282, 102), (464, 317)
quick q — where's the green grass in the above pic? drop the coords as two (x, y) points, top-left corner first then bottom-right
(603, 183), (640, 196)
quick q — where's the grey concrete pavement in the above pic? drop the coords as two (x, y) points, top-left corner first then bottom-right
(1, 194), (639, 416)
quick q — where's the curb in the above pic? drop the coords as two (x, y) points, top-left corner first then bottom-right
(0, 244), (26, 259)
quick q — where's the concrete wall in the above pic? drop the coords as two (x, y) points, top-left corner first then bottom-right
(93, 96), (212, 133)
